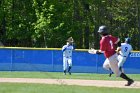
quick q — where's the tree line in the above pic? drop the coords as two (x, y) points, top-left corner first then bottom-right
(0, 0), (140, 50)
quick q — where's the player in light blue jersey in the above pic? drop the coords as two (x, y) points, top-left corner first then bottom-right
(62, 37), (75, 75)
(117, 38), (133, 72)
(109, 38), (133, 76)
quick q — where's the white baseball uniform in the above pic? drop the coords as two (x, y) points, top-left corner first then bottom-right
(62, 44), (74, 71)
(118, 43), (132, 68)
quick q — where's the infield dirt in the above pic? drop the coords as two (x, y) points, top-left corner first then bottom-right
(0, 78), (140, 88)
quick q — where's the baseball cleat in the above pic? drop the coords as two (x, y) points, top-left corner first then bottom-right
(125, 79), (134, 86)
(109, 73), (112, 77)
(109, 72), (113, 77)
(64, 70), (66, 75)
(68, 72), (71, 75)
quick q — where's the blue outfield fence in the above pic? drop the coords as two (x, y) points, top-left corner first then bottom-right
(0, 47), (140, 74)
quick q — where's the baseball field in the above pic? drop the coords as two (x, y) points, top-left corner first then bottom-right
(0, 71), (140, 93)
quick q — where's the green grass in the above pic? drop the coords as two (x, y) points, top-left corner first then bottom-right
(0, 71), (140, 81)
(0, 83), (140, 93)
(0, 71), (140, 93)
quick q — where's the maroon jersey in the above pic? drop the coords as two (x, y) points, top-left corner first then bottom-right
(100, 35), (119, 58)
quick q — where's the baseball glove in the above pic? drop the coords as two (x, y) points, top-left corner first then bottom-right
(88, 48), (97, 54)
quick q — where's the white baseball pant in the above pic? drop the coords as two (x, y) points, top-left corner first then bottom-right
(63, 57), (72, 71)
(103, 53), (121, 77)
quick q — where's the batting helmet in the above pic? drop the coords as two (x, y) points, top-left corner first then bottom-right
(125, 38), (131, 44)
(98, 25), (108, 35)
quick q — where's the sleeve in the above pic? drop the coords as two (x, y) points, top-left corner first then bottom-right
(100, 38), (107, 51)
(110, 35), (119, 44)
(73, 44), (76, 50)
(62, 45), (67, 52)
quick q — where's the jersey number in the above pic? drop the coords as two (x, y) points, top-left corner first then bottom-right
(109, 40), (113, 49)
(124, 47), (128, 52)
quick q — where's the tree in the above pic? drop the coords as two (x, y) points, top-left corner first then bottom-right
(0, 0), (140, 50)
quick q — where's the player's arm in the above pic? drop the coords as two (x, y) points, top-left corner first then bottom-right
(62, 45), (68, 52)
(117, 40), (121, 47)
(114, 38), (120, 44)
(88, 37), (105, 55)
(72, 43), (76, 50)
(88, 49), (103, 55)
(114, 37), (121, 47)
(96, 50), (104, 54)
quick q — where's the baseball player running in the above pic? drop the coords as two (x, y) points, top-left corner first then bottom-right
(89, 25), (134, 86)
(62, 37), (75, 75)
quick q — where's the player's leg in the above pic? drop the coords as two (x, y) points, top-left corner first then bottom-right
(103, 59), (113, 77)
(108, 53), (134, 86)
(117, 57), (133, 86)
(108, 54), (121, 77)
(109, 68), (114, 77)
(63, 57), (67, 75)
(118, 56), (126, 73)
(120, 73), (134, 86)
(67, 58), (72, 75)
(103, 59), (110, 70)
(118, 55), (123, 72)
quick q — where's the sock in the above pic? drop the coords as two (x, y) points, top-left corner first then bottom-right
(120, 73), (131, 81)
(109, 68), (113, 74)
(109, 68), (111, 71)
(119, 67), (122, 72)
(64, 70), (66, 73)
(68, 66), (71, 72)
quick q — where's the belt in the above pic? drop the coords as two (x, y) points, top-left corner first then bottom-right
(120, 55), (127, 57)
(63, 56), (72, 58)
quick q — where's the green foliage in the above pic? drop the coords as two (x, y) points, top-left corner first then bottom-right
(0, 0), (140, 49)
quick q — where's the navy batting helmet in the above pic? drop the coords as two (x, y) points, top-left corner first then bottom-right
(125, 38), (131, 44)
(98, 25), (108, 35)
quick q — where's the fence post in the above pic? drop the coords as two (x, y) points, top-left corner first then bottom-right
(10, 49), (13, 71)
(51, 50), (54, 72)
(96, 54), (98, 73)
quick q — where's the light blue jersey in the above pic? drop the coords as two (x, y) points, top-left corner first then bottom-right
(62, 45), (74, 58)
(119, 43), (132, 57)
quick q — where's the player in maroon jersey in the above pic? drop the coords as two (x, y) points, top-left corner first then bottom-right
(95, 25), (134, 86)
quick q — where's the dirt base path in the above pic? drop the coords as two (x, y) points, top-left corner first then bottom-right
(0, 78), (140, 88)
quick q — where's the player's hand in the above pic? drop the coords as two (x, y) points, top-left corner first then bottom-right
(115, 47), (121, 55)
